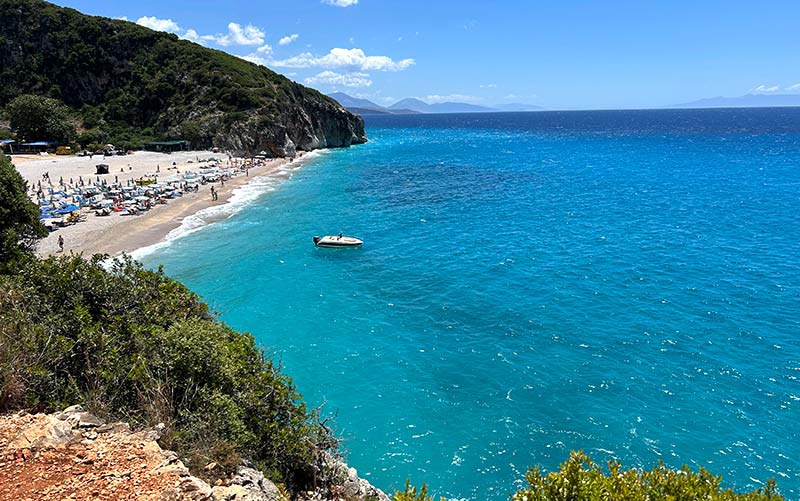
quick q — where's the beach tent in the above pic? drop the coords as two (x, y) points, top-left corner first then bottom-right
(96, 164), (110, 174)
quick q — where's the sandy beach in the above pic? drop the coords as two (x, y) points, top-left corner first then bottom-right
(12, 150), (298, 257)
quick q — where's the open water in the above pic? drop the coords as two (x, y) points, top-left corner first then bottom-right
(138, 109), (800, 500)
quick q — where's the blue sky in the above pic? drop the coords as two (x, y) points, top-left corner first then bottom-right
(52, 0), (800, 109)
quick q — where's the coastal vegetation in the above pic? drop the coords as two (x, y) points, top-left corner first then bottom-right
(0, 0), (365, 153)
(511, 451), (781, 501)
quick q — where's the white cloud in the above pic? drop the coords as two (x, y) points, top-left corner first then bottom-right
(270, 48), (414, 72)
(752, 84), (781, 94)
(480, 83), (497, 89)
(279, 34), (299, 46)
(240, 44), (275, 66)
(240, 54), (268, 66)
(322, 0), (359, 7)
(135, 16), (266, 48)
(181, 29), (217, 44)
(116, 16), (129, 21)
(786, 83), (800, 92)
(304, 71), (372, 88)
(213, 23), (265, 46)
(136, 16), (181, 34)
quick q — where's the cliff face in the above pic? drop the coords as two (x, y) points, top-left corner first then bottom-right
(215, 85), (366, 156)
(0, 0), (366, 154)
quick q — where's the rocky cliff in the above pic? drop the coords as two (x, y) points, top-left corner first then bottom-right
(0, 0), (366, 154)
(0, 406), (389, 501)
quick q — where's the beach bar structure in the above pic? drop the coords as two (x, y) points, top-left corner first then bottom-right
(0, 139), (15, 154)
(144, 140), (188, 153)
(18, 141), (57, 153)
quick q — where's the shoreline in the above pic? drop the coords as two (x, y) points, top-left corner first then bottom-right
(80, 157), (293, 258)
(14, 150), (311, 258)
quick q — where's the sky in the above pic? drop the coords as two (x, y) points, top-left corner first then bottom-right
(52, 0), (800, 110)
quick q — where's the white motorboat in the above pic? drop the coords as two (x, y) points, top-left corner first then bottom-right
(313, 234), (363, 248)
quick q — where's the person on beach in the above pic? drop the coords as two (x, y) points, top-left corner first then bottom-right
(57, 235), (64, 253)
(210, 186), (217, 201)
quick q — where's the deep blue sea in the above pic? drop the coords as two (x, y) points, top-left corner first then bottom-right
(138, 109), (800, 500)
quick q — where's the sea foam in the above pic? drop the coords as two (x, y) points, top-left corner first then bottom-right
(130, 151), (325, 260)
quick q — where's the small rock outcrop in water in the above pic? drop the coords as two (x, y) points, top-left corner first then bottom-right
(0, 406), (388, 501)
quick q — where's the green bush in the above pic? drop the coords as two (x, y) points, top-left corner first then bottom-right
(392, 480), (445, 501)
(392, 480), (443, 501)
(0, 254), (332, 491)
(512, 451), (782, 501)
(0, 154), (47, 270)
(76, 127), (108, 147)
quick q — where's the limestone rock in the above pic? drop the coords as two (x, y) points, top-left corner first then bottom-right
(321, 452), (390, 501)
(7, 414), (75, 449)
(211, 466), (280, 501)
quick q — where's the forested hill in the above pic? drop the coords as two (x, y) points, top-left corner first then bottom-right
(0, 0), (366, 154)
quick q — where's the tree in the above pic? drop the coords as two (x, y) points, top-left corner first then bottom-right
(5, 94), (76, 143)
(0, 154), (47, 269)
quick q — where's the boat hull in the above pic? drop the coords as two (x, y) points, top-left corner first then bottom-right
(313, 235), (363, 248)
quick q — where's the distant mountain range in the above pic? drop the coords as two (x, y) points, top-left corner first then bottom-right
(327, 93), (418, 115)
(328, 92), (545, 115)
(670, 93), (800, 109)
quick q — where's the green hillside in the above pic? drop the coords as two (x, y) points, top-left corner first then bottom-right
(0, 0), (365, 153)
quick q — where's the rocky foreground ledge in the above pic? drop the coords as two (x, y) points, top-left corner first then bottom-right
(0, 406), (389, 501)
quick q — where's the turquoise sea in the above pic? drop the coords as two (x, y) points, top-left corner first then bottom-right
(138, 109), (800, 500)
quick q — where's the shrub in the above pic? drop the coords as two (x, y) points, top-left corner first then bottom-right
(392, 480), (444, 501)
(512, 451), (782, 501)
